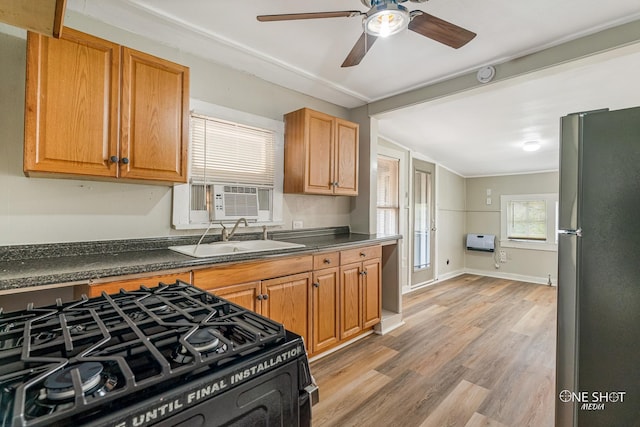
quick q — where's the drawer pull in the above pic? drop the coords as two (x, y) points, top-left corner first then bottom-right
(323, 258), (331, 264)
(360, 252), (366, 257)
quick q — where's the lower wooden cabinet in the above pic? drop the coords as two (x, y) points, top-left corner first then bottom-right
(362, 258), (382, 328)
(191, 246), (381, 357)
(340, 262), (363, 340)
(311, 266), (340, 354)
(339, 249), (382, 340)
(262, 272), (312, 347)
(209, 281), (261, 312)
(209, 274), (313, 347)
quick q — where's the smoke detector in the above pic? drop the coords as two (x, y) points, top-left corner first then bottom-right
(476, 66), (495, 84)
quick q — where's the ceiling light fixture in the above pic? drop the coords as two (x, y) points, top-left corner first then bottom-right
(364, 3), (409, 38)
(523, 141), (541, 152)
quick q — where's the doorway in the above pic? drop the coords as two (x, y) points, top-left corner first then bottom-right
(411, 159), (435, 287)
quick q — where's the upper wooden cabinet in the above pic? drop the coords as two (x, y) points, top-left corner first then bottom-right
(24, 28), (189, 184)
(283, 108), (359, 196)
(0, 0), (66, 38)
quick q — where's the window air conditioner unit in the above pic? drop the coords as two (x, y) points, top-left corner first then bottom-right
(211, 184), (259, 221)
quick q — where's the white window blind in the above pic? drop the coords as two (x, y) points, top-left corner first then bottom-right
(190, 114), (275, 186)
(507, 199), (547, 240)
(377, 156), (400, 235)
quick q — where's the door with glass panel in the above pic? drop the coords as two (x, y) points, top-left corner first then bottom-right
(411, 159), (435, 287)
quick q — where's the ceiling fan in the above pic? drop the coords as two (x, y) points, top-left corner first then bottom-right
(257, 0), (476, 67)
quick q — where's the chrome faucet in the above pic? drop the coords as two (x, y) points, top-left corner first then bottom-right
(221, 217), (248, 241)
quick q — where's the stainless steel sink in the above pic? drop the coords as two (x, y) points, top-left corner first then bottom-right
(168, 240), (305, 258)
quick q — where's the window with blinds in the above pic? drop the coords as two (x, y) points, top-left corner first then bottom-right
(506, 199), (547, 240)
(172, 102), (284, 229)
(377, 156), (400, 235)
(499, 193), (558, 251)
(190, 114), (275, 186)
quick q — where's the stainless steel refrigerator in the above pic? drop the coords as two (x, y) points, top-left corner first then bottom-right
(556, 106), (640, 426)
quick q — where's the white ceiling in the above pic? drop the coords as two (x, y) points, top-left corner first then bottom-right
(67, 0), (640, 176)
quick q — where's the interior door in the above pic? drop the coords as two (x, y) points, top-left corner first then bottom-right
(411, 159), (435, 287)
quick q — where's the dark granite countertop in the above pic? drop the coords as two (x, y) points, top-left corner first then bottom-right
(0, 227), (401, 291)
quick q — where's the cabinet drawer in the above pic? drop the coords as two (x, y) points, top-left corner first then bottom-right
(340, 245), (382, 265)
(313, 252), (340, 270)
(85, 272), (191, 297)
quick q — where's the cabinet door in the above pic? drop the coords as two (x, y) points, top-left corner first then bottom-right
(305, 110), (335, 194)
(24, 29), (120, 177)
(334, 118), (359, 196)
(85, 272), (191, 298)
(340, 263), (363, 340)
(312, 267), (340, 354)
(120, 47), (189, 182)
(262, 272), (312, 347)
(208, 281), (262, 313)
(362, 259), (381, 328)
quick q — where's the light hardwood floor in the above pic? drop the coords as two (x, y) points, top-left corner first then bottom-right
(310, 274), (557, 427)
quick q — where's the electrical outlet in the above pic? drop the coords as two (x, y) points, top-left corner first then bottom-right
(499, 250), (507, 263)
(292, 220), (303, 229)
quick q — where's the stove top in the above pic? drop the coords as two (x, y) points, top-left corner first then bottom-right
(0, 281), (289, 426)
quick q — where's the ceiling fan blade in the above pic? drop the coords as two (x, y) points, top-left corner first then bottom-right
(257, 11), (362, 22)
(341, 32), (378, 67)
(408, 12), (476, 48)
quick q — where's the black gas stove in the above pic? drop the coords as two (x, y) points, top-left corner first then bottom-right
(0, 281), (318, 427)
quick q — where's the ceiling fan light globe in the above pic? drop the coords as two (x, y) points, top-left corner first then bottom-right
(364, 4), (409, 37)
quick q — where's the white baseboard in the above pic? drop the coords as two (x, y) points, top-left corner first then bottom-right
(464, 268), (557, 286)
(403, 268), (556, 295)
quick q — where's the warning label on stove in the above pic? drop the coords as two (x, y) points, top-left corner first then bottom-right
(109, 344), (304, 427)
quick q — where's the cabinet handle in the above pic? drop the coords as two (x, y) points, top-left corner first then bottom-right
(360, 270), (368, 276)
(335, 181), (339, 187)
(360, 252), (366, 257)
(121, 157), (130, 165)
(110, 155), (119, 163)
(263, 294), (269, 300)
(313, 282), (320, 288)
(257, 294), (264, 300)
(323, 258), (331, 264)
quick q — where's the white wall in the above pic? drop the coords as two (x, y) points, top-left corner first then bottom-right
(465, 172), (559, 283)
(436, 166), (467, 279)
(0, 15), (353, 246)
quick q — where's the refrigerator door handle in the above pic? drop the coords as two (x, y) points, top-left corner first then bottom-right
(558, 228), (582, 237)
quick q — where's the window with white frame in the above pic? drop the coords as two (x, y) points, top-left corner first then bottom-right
(172, 100), (284, 229)
(377, 156), (400, 235)
(500, 193), (558, 251)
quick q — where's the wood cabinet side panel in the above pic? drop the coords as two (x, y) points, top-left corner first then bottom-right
(120, 47), (188, 183)
(192, 255), (313, 288)
(24, 29), (119, 177)
(283, 109), (306, 193)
